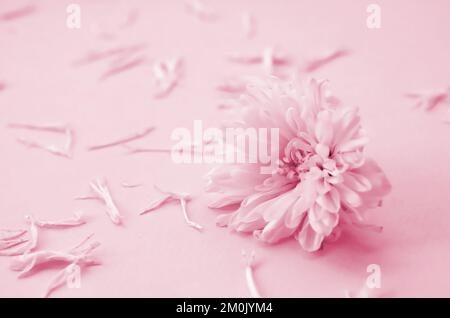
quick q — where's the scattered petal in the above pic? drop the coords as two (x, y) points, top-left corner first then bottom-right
(11, 239), (100, 278)
(35, 211), (86, 229)
(0, 229), (27, 241)
(44, 263), (78, 298)
(140, 194), (173, 215)
(242, 250), (262, 298)
(405, 87), (450, 111)
(180, 198), (203, 231)
(0, 4), (36, 22)
(302, 48), (350, 73)
(124, 139), (212, 155)
(122, 145), (172, 154)
(8, 123), (74, 158)
(141, 186), (202, 231)
(154, 185), (192, 201)
(43, 242), (101, 299)
(90, 179), (122, 225)
(0, 238), (28, 251)
(88, 126), (154, 151)
(99, 55), (147, 81)
(69, 233), (96, 254)
(0, 215), (38, 256)
(121, 182), (143, 189)
(15, 138), (71, 158)
(78, 179), (123, 225)
(11, 251), (67, 277)
(8, 123), (68, 133)
(73, 44), (147, 66)
(24, 215), (39, 253)
(152, 57), (183, 98)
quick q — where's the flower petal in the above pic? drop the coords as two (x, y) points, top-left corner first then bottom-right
(315, 110), (333, 146)
(297, 221), (324, 252)
(344, 172), (372, 193)
(316, 187), (340, 213)
(208, 194), (245, 208)
(336, 183), (362, 208)
(254, 218), (296, 243)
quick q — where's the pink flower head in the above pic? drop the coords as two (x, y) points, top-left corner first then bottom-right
(206, 77), (391, 252)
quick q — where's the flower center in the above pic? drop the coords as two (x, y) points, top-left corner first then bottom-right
(277, 137), (340, 182)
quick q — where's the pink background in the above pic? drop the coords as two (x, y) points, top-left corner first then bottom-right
(1, 0), (450, 297)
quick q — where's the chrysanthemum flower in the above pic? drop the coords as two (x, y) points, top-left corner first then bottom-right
(206, 77), (391, 252)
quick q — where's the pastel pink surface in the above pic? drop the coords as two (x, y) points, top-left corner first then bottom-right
(0, 0), (449, 297)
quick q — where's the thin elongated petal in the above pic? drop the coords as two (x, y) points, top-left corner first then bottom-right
(73, 44), (147, 66)
(180, 199), (203, 231)
(302, 49), (350, 72)
(405, 87), (449, 113)
(140, 194), (173, 215)
(9, 123), (74, 158)
(88, 179), (123, 225)
(35, 211), (86, 229)
(11, 237), (100, 278)
(8, 123), (68, 133)
(0, 229), (27, 241)
(0, 238), (28, 251)
(99, 56), (147, 81)
(88, 126), (154, 151)
(242, 251), (261, 298)
(0, 4), (36, 21)
(141, 186), (202, 231)
(0, 216), (38, 256)
(121, 182), (143, 188)
(12, 250), (71, 277)
(16, 138), (72, 158)
(44, 263), (78, 298)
